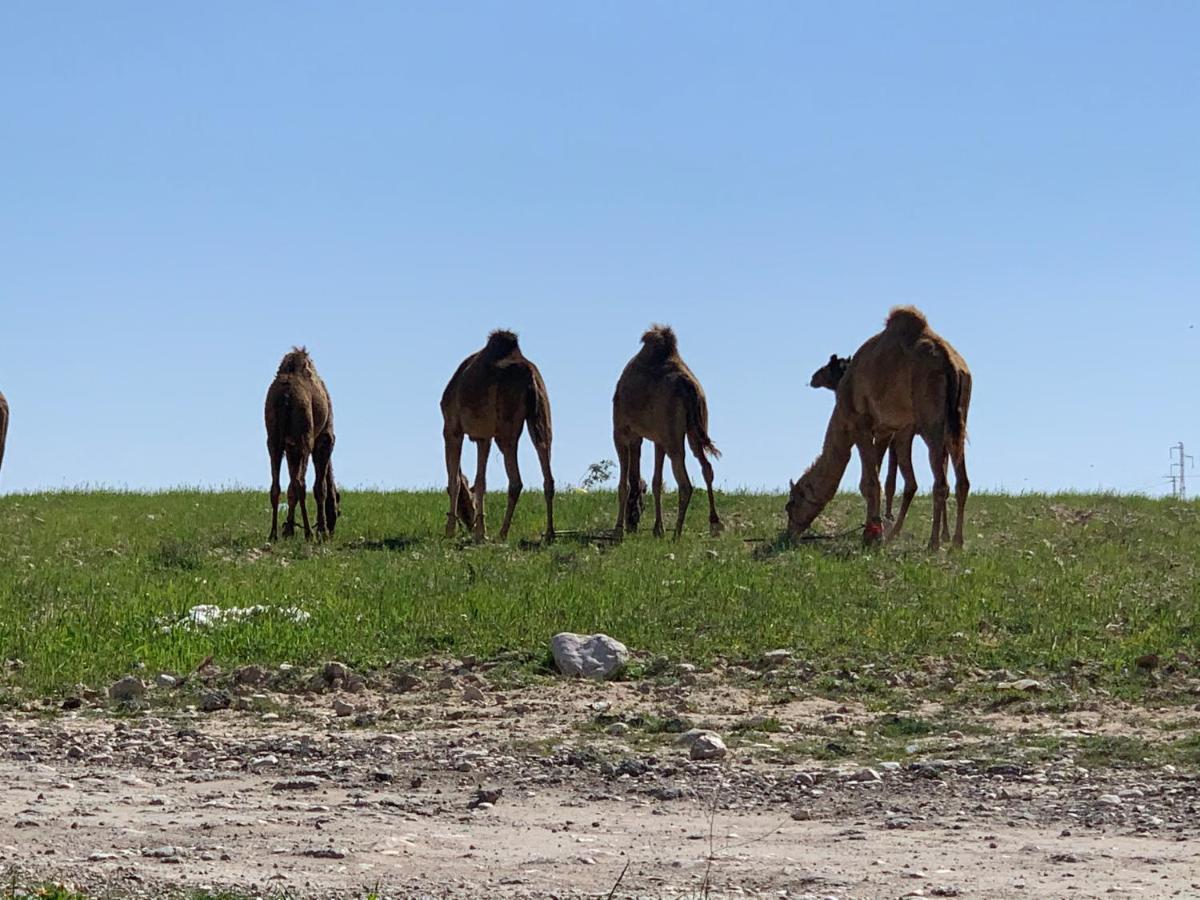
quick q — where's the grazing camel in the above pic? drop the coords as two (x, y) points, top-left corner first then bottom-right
(788, 307), (971, 549)
(809, 353), (949, 542)
(441, 330), (555, 542)
(613, 325), (722, 539)
(0, 391), (8, 481)
(265, 347), (339, 541)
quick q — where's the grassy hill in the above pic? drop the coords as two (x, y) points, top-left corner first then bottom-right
(0, 489), (1197, 697)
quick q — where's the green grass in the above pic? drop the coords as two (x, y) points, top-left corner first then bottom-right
(0, 489), (1198, 697)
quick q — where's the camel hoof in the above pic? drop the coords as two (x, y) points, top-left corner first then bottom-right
(709, 518), (724, 537)
(862, 520), (885, 545)
(281, 523), (295, 539)
(497, 527), (510, 541)
(543, 530), (556, 544)
(653, 524), (665, 539)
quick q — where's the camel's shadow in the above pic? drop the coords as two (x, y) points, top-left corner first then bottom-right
(347, 535), (421, 552)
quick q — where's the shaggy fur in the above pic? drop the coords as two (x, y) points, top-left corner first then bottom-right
(441, 330), (555, 542)
(612, 325), (722, 539)
(0, 391), (8, 480)
(265, 347), (338, 541)
(788, 308), (972, 550)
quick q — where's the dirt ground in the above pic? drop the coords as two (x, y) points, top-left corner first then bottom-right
(1, 663), (1198, 899)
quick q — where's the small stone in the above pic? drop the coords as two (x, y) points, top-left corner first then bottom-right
(273, 778), (321, 792)
(845, 767), (883, 783)
(234, 665), (267, 686)
(323, 661), (350, 682)
(394, 673), (424, 692)
(1097, 794), (1122, 806)
(463, 684), (488, 705)
(469, 787), (503, 809)
(199, 690), (231, 712)
(689, 733), (727, 761)
(997, 678), (1043, 692)
(761, 649), (792, 668)
(248, 755), (278, 771)
(300, 847), (347, 859)
(606, 722), (631, 737)
(332, 698), (354, 717)
(108, 676), (146, 703)
(154, 674), (178, 689)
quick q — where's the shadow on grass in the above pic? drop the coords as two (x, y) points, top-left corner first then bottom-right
(346, 535), (421, 552)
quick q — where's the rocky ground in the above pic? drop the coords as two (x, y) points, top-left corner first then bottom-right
(1, 656), (1198, 899)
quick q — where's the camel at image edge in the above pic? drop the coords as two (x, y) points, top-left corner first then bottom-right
(441, 330), (555, 543)
(612, 324), (722, 539)
(809, 353), (951, 545)
(264, 348), (339, 541)
(0, 390), (8, 483)
(789, 307), (971, 549)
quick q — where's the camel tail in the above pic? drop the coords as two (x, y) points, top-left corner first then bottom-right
(525, 376), (553, 448)
(684, 384), (721, 460)
(944, 358), (969, 453)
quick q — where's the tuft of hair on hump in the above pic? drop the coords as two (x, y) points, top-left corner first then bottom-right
(884, 305), (929, 341)
(640, 323), (678, 359)
(276, 346), (314, 376)
(484, 329), (520, 356)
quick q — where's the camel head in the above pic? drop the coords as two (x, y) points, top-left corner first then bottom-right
(809, 354), (850, 391)
(785, 475), (823, 539)
(452, 471), (476, 529)
(625, 477), (647, 531)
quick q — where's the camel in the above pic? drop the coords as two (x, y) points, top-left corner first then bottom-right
(613, 325), (722, 539)
(808, 353), (949, 543)
(441, 330), (555, 542)
(0, 391), (8, 481)
(264, 347), (339, 541)
(788, 307), (971, 549)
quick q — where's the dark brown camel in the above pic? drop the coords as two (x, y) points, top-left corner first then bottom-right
(264, 347), (339, 541)
(0, 391), (8, 481)
(441, 330), (555, 542)
(613, 325), (722, 539)
(788, 308), (972, 549)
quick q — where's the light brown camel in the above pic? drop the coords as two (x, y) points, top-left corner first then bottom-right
(808, 353), (949, 543)
(613, 325), (722, 539)
(0, 391), (8, 481)
(264, 347), (339, 541)
(788, 307), (971, 549)
(441, 330), (554, 542)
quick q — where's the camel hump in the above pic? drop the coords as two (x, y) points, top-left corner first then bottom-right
(484, 329), (520, 359)
(276, 346), (315, 377)
(884, 306), (929, 342)
(640, 324), (678, 360)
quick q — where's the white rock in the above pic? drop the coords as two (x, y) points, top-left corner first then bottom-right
(108, 676), (146, 702)
(1097, 794), (1122, 806)
(550, 633), (629, 680)
(844, 767), (883, 783)
(154, 674), (178, 689)
(998, 678), (1043, 692)
(606, 722), (631, 737)
(689, 733), (728, 761)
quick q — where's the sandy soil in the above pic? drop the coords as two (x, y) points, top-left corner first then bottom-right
(1, 665), (1197, 898)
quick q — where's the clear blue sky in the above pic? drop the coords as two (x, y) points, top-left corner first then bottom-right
(2, 2), (1197, 495)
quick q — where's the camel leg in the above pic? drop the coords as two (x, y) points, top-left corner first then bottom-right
(651, 443), (665, 538)
(471, 438), (491, 541)
(856, 437), (884, 544)
(884, 440), (899, 519)
(496, 439), (522, 541)
(284, 446), (312, 540)
(444, 430), (465, 538)
(950, 446), (969, 549)
(535, 439), (555, 542)
(624, 440), (643, 533)
(312, 433), (333, 537)
(888, 437), (919, 541)
(941, 451), (952, 543)
(268, 439), (284, 542)
(668, 442), (693, 540)
(695, 449), (722, 536)
(926, 436), (949, 551)
(614, 433), (631, 534)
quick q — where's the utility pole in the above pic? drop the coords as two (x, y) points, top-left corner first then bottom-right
(1168, 443), (1194, 499)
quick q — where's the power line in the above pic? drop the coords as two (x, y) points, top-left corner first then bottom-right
(1167, 442), (1194, 499)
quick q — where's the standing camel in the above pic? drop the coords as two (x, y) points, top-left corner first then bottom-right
(265, 347), (339, 541)
(0, 391), (8, 482)
(787, 307), (971, 549)
(441, 330), (555, 542)
(613, 325), (722, 539)
(809, 353), (949, 543)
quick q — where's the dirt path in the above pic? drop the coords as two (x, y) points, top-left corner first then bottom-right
(1, 669), (1197, 898)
